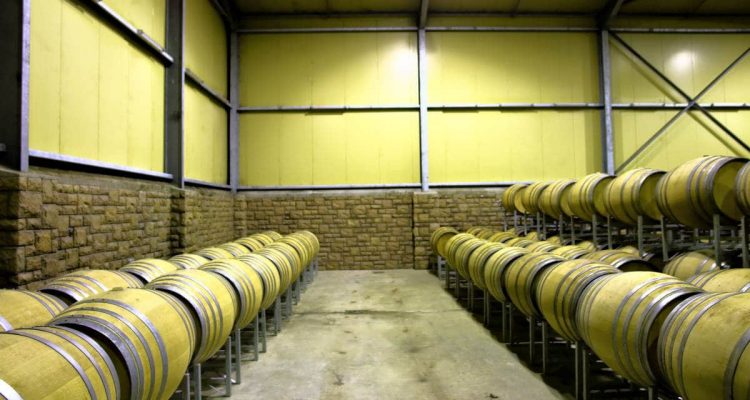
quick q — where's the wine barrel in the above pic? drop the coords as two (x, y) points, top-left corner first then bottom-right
(736, 161), (750, 216)
(656, 156), (746, 228)
(278, 235), (311, 268)
(467, 242), (507, 289)
(217, 242), (251, 257)
(430, 227), (459, 258)
(513, 186), (529, 214)
(266, 242), (304, 280)
(147, 270), (237, 364)
(235, 237), (265, 252)
(502, 184), (527, 213)
(51, 288), (196, 400)
(547, 236), (565, 246)
(194, 247), (235, 261)
(261, 231), (283, 241)
(577, 272), (701, 386)
(551, 245), (591, 259)
(576, 240), (598, 252)
(0, 290), (67, 332)
(168, 253), (210, 269)
(236, 254), (282, 310)
(663, 251), (719, 281)
(617, 245), (641, 256)
(255, 247), (295, 293)
(582, 250), (656, 272)
(41, 270), (143, 305)
(567, 173), (614, 221)
(537, 260), (620, 342)
(525, 231), (540, 241)
(504, 253), (566, 319)
(120, 259), (179, 284)
(520, 182), (550, 215)
(296, 231), (320, 257)
(539, 179), (576, 220)
(466, 227), (487, 236)
(483, 247), (530, 302)
(200, 259), (264, 330)
(658, 292), (750, 400)
(454, 237), (487, 280)
(249, 233), (275, 246)
(487, 231), (515, 243)
(688, 268), (750, 293)
(444, 233), (475, 270)
(0, 326), (119, 399)
(603, 168), (665, 225)
(525, 241), (560, 253)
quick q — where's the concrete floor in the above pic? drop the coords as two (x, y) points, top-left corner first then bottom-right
(230, 270), (564, 400)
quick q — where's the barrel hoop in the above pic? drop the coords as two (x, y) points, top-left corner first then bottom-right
(0, 378), (22, 400)
(24, 291), (66, 315)
(148, 290), (197, 348)
(169, 274), (227, 339)
(9, 330), (97, 399)
(151, 284), (211, 358)
(34, 326), (118, 400)
(725, 325), (750, 399)
(691, 255), (711, 277)
(0, 315), (12, 331)
(75, 274), (110, 291)
(44, 281), (91, 300)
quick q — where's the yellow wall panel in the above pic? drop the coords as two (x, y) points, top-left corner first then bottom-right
(427, 32), (599, 104)
(185, 85), (228, 184)
(239, 113), (419, 186)
(428, 111), (601, 182)
(186, 0), (228, 97)
(29, 0), (165, 172)
(104, 0), (166, 45)
(611, 34), (750, 103)
(240, 33), (418, 106)
(613, 110), (750, 171)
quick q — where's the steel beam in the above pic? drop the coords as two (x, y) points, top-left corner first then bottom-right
(610, 32), (746, 151)
(418, 29), (430, 191)
(612, 27), (750, 34)
(229, 31), (239, 192)
(185, 178), (232, 190)
(238, 27), (417, 34)
(165, 0), (185, 188)
(598, 30), (615, 174)
(73, 0), (173, 65)
(30, 150), (173, 181)
(0, 0), (30, 171)
(184, 69), (231, 108)
(429, 102), (601, 110)
(419, 0), (430, 29)
(426, 26), (597, 32)
(612, 103), (750, 110)
(238, 183), (421, 191)
(617, 45), (750, 172)
(598, 0), (625, 28)
(238, 105), (419, 112)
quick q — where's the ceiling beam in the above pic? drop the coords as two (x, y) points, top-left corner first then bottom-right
(419, 0), (429, 29)
(598, 0), (626, 28)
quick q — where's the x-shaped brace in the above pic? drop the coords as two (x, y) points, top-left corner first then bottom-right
(611, 32), (750, 173)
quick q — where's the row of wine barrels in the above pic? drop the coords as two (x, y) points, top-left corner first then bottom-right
(603, 168), (665, 225)
(467, 242), (506, 289)
(568, 173), (613, 222)
(0, 325), (120, 399)
(194, 247), (234, 261)
(0, 290), (67, 332)
(147, 270), (237, 364)
(538, 179), (576, 220)
(169, 253), (210, 269)
(51, 288), (196, 400)
(121, 259), (179, 284)
(504, 253), (566, 319)
(688, 268), (750, 293)
(525, 240), (560, 253)
(520, 182), (550, 215)
(216, 242), (251, 257)
(582, 250), (656, 272)
(199, 259), (264, 330)
(484, 247), (530, 303)
(237, 254), (281, 310)
(41, 270), (143, 305)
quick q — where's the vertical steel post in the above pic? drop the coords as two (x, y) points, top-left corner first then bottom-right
(0, 0), (30, 171)
(166, 0), (185, 187)
(598, 30), (615, 175)
(417, 29), (430, 191)
(229, 31), (239, 192)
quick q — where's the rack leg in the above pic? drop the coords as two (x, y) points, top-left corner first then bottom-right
(273, 297), (282, 334)
(483, 291), (490, 327)
(660, 216), (669, 262)
(581, 345), (589, 400)
(260, 309), (267, 353)
(529, 316), (536, 366)
(224, 337), (232, 397)
(570, 217), (576, 244)
(233, 329), (241, 384)
(183, 372), (191, 400)
(606, 216), (613, 249)
(742, 216), (749, 268)
(592, 214), (598, 245)
(713, 214), (722, 265)
(253, 317), (260, 359)
(575, 342), (581, 400)
(541, 322), (549, 375)
(193, 364), (202, 400)
(468, 283), (474, 311)
(637, 215), (644, 257)
(285, 288), (293, 319)
(501, 301), (508, 343)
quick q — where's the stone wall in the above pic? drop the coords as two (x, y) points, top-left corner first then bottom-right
(235, 191), (414, 270)
(179, 188), (235, 253)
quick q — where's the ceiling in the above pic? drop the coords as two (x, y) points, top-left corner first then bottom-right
(232, 0), (750, 16)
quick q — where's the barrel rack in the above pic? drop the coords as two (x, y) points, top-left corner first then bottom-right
(174, 258), (319, 400)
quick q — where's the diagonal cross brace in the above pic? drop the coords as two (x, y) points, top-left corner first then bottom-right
(612, 33), (750, 172)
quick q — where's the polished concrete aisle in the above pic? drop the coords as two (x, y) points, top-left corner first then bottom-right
(232, 270), (563, 400)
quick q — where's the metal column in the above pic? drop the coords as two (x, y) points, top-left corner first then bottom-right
(165, 0), (185, 188)
(0, 0), (30, 171)
(598, 30), (614, 175)
(417, 29), (430, 191)
(229, 30), (240, 192)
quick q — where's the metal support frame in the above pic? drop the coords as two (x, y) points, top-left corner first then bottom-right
(165, 0), (186, 188)
(419, 0), (430, 29)
(613, 32), (750, 172)
(418, 29), (430, 191)
(0, 0), (30, 171)
(229, 31), (240, 192)
(598, 30), (615, 175)
(185, 69), (231, 108)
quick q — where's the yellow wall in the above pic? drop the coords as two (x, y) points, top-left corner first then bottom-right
(240, 33), (418, 106)
(185, 86), (228, 184)
(185, 0), (228, 97)
(239, 112), (419, 186)
(29, 0), (164, 172)
(611, 33), (750, 170)
(183, 0), (229, 184)
(105, 0), (166, 46)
